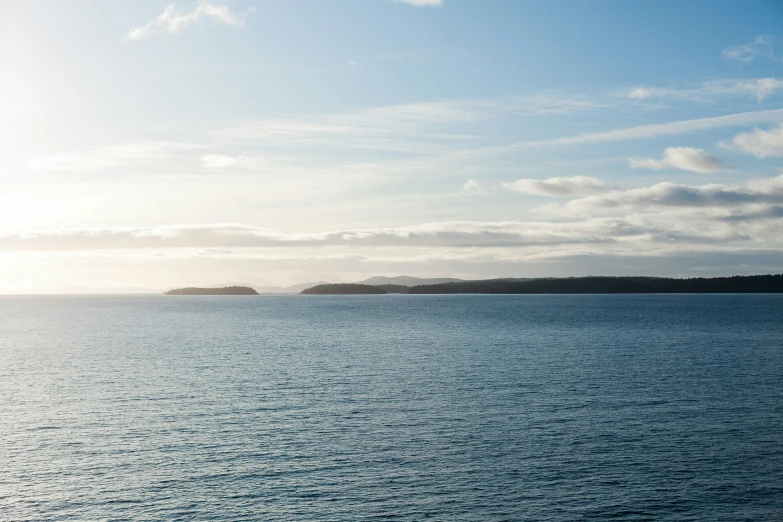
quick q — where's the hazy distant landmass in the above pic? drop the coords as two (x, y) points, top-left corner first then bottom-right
(407, 275), (783, 294)
(357, 276), (463, 286)
(301, 284), (386, 295)
(165, 286), (259, 296)
(255, 281), (330, 294)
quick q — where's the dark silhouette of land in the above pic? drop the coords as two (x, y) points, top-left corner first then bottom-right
(301, 284), (386, 295)
(165, 286), (259, 295)
(406, 274), (783, 294)
(375, 284), (409, 294)
(295, 274), (783, 294)
(168, 274), (783, 296)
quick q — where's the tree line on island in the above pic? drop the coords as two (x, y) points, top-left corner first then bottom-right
(164, 274), (783, 295)
(301, 274), (783, 294)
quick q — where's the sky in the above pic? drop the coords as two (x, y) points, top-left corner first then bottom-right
(2, 0), (783, 292)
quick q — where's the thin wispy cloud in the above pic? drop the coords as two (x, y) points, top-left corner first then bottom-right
(200, 154), (265, 169)
(30, 142), (202, 172)
(394, 0), (444, 6)
(722, 36), (774, 63)
(629, 147), (723, 173)
(515, 108), (783, 148)
(627, 78), (783, 102)
(216, 100), (482, 144)
(124, 2), (252, 41)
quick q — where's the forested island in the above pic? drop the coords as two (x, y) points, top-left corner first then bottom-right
(167, 275), (783, 296)
(301, 284), (386, 295)
(297, 274), (783, 295)
(375, 284), (409, 293)
(406, 274), (783, 294)
(165, 286), (259, 295)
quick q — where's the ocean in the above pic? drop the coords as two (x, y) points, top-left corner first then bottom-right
(1, 294), (782, 520)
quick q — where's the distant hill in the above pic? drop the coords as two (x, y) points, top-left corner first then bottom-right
(357, 276), (463, 286)
(165, 286), (259, 296)
(255, 282), (329, 294)
(407, 275), (783, 294)
(301, 284), (386, 295)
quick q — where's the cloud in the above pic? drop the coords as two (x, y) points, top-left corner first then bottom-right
(723, 36), (774, 63)
(30, 142), (202, 172)
(566, 174), (783, 212)
(462, 179), (482, 193)
(2, 217), (775, 274)
(394, 0), (444, 6)
(216, 100), (482, 145)
(626, 78), (783, 102)
(724, 125), (783, 158)
(628, 88), (652, 100)
(200, 154), (264, 168)
(124, 2), (251, 41)
(502, 176), (607, 197)
(629, 147), (723, 173)
(216, 94), (605, 147)
(516, 108), (783, 148)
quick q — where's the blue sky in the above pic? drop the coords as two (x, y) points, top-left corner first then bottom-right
(2, 0), (783, 292)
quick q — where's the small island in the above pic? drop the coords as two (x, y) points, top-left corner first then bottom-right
(301, 283), (386, 295)
(165, 286), (259, 295)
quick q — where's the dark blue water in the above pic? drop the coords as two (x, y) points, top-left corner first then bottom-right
(1, 294), (782, 520)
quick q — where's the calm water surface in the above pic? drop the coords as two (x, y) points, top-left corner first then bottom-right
(0, 294), (781, 520)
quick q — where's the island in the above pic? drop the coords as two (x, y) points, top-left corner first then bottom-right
(165, 286), (259, 295)
(301, 283), (386, 295)
(406, 274), (783, 294)
(375, 284), (409, 294)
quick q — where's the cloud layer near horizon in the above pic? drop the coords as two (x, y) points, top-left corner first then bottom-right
(4, 174), (783, 254)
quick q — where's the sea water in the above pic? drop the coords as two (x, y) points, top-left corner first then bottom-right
(1, 294), (781, 520)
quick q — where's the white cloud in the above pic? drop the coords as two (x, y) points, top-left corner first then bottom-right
(629, 147), (723, 173)
(462, 179), (482, 193)
(394, 0), (444, 6)
(629, 88), (652, 99)
(124, 2), (251, 41)
(723, 36), (774, 63)
(724, 126), (783, 158)
(626, 78), (783, 102)
(502, 176), (607, 197)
